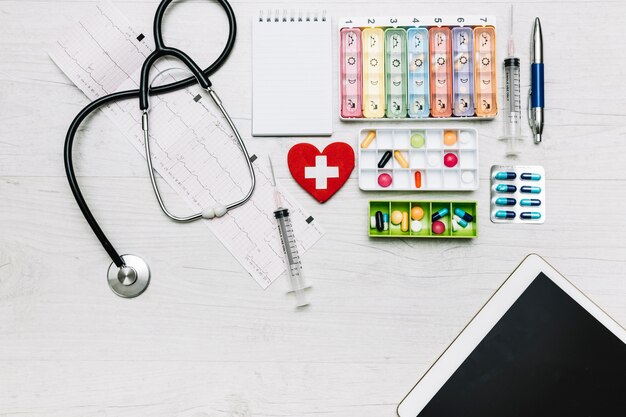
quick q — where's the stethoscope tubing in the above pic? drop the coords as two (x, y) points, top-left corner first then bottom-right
(63, 0), (238, 268)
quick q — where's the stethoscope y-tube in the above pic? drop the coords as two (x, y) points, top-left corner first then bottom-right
(63, 0), (256, 298)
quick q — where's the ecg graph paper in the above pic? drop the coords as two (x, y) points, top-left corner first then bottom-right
(48, 1), (324, 288)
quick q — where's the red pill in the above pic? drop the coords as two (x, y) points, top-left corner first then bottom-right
(444, 153), (458, 168)
(432, 220), (446, 235)
(378, 173), (392, 188)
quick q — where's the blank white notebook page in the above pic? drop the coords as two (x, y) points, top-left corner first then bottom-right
(252, 13), (333, 136)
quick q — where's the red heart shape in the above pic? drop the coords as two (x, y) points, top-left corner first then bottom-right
(288, 142), (355, 203)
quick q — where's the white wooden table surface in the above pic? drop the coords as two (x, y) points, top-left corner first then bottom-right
(1, 0), (625, 415)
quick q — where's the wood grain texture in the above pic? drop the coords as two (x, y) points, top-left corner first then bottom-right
(1, 0), (625, 416)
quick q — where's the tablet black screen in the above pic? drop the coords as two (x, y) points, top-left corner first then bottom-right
(418, 273), (626, 417)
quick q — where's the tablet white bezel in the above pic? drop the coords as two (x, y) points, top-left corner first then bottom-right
(397, 253), (626, 417)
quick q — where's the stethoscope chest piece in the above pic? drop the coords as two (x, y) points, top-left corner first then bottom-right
(107, 255), (151, 298)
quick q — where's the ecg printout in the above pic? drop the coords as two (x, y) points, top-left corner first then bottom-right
(49, 1), (324, 288)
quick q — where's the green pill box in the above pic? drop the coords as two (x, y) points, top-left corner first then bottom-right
(369, 200), (478, 238)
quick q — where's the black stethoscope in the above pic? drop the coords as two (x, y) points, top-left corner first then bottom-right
(64, 0), (256, 298)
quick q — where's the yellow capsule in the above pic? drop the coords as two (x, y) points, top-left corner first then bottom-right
(401, 211), (409, 232)
(360, 131), (376, 149)
(394, 150), (409, 168)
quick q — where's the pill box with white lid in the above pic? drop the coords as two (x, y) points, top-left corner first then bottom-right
(490, 165), (546, 224)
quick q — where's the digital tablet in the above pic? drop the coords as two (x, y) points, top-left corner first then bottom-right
(397, 254), (626, 417)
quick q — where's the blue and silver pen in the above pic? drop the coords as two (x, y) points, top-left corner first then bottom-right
(529, 17), (544, 144)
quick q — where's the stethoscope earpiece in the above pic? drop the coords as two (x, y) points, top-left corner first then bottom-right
(107, 255), (151, 298)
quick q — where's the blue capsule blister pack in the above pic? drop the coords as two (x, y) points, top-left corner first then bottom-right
(490, 165), (545, 224)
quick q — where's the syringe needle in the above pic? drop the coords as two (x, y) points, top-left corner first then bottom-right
(268, 156), (283, 209)
(508, 4), (515, 57)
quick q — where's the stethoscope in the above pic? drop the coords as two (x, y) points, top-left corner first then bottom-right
(64, 0), (256, 298)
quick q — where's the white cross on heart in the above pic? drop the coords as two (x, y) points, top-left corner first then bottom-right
(304, 155), (340, 190)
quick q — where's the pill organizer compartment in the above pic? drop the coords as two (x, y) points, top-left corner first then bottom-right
(359, 128), (479, 191)
(368, 200), (478, 238)
(389, 201), (411, 236)
(369, 201), (390, 236)
(431, 202), (452, 237)
(410, 202), (430, 237)
(451, 202), (477, 237)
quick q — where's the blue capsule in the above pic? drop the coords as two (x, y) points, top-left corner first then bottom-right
(521, 173), (541, 181)
(453, 208), (474, 222)
(432, 208), (449, 222)
(520, 199), (541, 207)
(495, 210), (516, 219)
(495, 198), (516, 206)
(495, 184), (517, 193)
(521, 186), (541, 194)
(453, 215), (468, 228)
(495, 171), (517, 180)
(521, 212), (542, 220)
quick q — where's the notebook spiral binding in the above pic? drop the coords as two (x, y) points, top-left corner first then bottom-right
(259, 9), (327, 23)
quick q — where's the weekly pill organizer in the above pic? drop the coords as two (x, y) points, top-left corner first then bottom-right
(340, 16), (497, 120)
(490, 165), (546, 224)
(358, 128), (479, 191)
(369, 200), (478, 238)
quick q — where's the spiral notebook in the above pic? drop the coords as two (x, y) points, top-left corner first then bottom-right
(252, 10), (333, 136)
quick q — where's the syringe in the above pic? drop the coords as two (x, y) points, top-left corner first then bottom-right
(268, 157), (310, 308)
(499, 5), (525, 156)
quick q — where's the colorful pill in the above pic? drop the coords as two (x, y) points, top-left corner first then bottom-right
(378, 173), (392, 187)
(520, 199), (541, 207)
(495, 184), (517, 193)
(383, 213), (389, 230)
(361, 131), (376, 148)
(443, 130), (458, 146)
(453, 214), (468, 228)
(432, 208), (449, 222)
(495, 171), (517, 180)
(453, 208), (474, 222)
(375, 211), (384, 231)
(521, 186), (541, 194)
(391, 210), (403, 225)
(378, 151), (392, 168)
(443, 153), (458, 168)
(521, 173), (542, 181)
(432, 220), (446, 235)
(411, 133), (425, 148)
(414, 171), (422, 188)
(521, 212), (542, 220)
(401, 212), (409, 232)
(411, 206), (424, 221)
(495, 198), (516, 206)
(495, 210), (516, 219)
(400, 211), (409, 232)
(394, 151), (409, 168)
